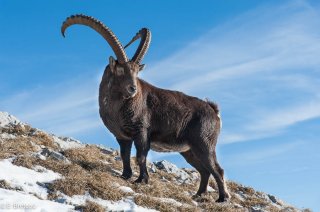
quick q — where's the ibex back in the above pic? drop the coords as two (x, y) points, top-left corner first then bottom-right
(61, 14), (230, 202)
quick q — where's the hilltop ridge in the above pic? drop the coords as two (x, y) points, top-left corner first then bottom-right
(0, 112), (309, 212)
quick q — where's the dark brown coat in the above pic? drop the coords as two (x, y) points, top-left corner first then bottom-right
(99, 60), (230, 202)
(62, 14), (230, 202)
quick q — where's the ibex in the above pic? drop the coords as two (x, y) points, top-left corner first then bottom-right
(61, 14), (230, 202)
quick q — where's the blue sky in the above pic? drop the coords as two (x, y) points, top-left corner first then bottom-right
(1, 0), (320, 210)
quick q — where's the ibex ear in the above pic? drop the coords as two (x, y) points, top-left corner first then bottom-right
(139, 64), (146, 71)
(109, 56), (116, 72)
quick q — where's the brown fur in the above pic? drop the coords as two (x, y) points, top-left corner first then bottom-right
(98, 58), (230, 202)
(61, 15), (229, 202)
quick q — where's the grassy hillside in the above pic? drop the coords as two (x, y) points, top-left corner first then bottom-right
(0, 112), (310, 212)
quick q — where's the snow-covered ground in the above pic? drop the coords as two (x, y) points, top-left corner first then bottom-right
(59, 192), (157, 212)
(0, 159), (73, 212)
(0, 158), (157, 212)
(0, 159), (61, 199)
(0, 112), (22, 128)
(0, 111), (159, 212)
(0, 189), (73, 212)
(0, 111), (302, 212)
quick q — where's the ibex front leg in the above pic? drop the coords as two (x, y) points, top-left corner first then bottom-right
(117, 139), (133, 179)
(133, 133), (150, 184)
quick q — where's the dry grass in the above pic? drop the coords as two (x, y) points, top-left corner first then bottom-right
(0, 138), (37, 159)
(134, 194), (198, 212)
(0, 180), (11, 190)
(12, 154), (80, 176)
(201, 202), (242, 212)
(51, 169), (127, 201)
(227, 181), (255, 195)
(0, 127), (298, 212)
(7, 147), (283, 212)
(31, 131), (57, 149)
(77, 200), (105, 212)
(11, 153), (128, 202)
(131, 178), (195, 204)
(0, 126), (58, 160)
(241, 196), (268, 208)
(0, 124), (32, 135)
(12, 154), (37, 168)
(63, 146), (114, 172)
(0, 148), (273, 212)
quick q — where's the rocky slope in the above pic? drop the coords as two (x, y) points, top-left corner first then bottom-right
(0, 112), (310, 212)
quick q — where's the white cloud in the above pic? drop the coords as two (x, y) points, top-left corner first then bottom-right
(0, 72), (102, 136)
(224, 140), (304, 166)
(144, 0), (320, 144)
(248, 100), (320, 132)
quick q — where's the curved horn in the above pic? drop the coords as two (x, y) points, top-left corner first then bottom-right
(124, 28), (151, 64)
(61, 14), (128, 64)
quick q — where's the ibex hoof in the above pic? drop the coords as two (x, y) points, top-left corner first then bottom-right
(215, 196), (229, 203)
(133, 177), (148, 184)
(120, 170), (132, 180)
(121, 173), (132, 180)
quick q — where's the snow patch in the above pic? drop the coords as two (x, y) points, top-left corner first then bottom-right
(0, 188), (74, 212)
(0, 112), (22, 128)
(59, 192), (157, 212)
(118, 186), (134, 193)
(0, 159), (61, 199)
(0, 133), (16, 140)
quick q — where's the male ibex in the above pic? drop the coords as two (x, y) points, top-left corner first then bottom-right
(61, 14), (230, 202)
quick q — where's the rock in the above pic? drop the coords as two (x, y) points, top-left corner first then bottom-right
(268, 194), (281, 205)
(154, 160), (191, 183)
(237, 190), (247, 200)
(149, 163), (157, 173)
(250, 206), (267, 212)
(233, 203), (244, 208)
(258, 192), (270, 202)
(97, 144), (117, 155)
(234, 192), (245, 201)
(111, 169), (122, 176)
(36, 182), (53, 190)
(14, 185), (23, 191)
(33, 152), (47, 160)
(40, 148), (69, 162)
(52, 136), (83, 150)
(207, 185), (215, 192)
(160, 176), (170, 182)
(114, 156), (122, 161)
(257, 192), (281, 209)
(190, 171), (199, 181)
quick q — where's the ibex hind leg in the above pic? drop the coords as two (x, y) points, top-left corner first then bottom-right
(191, 145), (230, 202)
(180, 150), (210, 197)
(212, 153), (226, 181)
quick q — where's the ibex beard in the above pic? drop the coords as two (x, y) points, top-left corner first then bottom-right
(62, 14), (230, 202)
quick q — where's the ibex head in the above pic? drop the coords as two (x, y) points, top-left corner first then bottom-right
(61, 14), (151, 99)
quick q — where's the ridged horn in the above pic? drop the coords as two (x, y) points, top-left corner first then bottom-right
(61, 14), (128, 64)
(124, 28), (151, 64)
